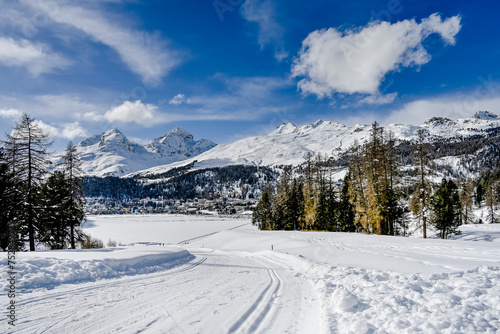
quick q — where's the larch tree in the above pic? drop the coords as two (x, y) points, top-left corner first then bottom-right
(459, 179), (475, 224)
(348, 123), (403, 235)
(3, 114), (51, 251)
(410, 129), (432, 238)
(302, 152), (317, 229)
(485, 181), (499, 224)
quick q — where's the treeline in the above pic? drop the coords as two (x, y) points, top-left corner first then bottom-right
(253, 123), (500, 238)
(0, 114), (86, 251)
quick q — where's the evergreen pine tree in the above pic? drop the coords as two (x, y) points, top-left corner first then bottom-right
(338, 174), (356, 232)
(0, 148), (21, 251)
(39, 171), (72, 249)
(252, 187), (275, 230)
(432, 179), (462, 239)
(61, 142), (85, 248)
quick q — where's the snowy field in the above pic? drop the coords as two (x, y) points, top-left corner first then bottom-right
(82, 214), (249, 245)
(2, 215), (500, 333)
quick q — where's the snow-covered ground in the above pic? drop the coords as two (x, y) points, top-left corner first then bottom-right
(3, 215), (500, 333)
(81, 214), (249, 245)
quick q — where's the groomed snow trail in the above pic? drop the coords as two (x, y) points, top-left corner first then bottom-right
(12, 250), (321, 334)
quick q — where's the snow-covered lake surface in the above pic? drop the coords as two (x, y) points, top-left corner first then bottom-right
(3, 215), (500, 333)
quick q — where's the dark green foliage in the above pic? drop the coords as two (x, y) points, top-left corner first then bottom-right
(432, 179), (462, 239)
(252, 187), (274, 230)
(83, 176), (143, 199)
(253, 172), (356, 233)
(337, 175), (356, 232)
(38, 169), (86, 250)
(39, 172), (73, 249)
(286, 178), (305, 230)
(475, 183), (484, 206)
(0, 149), (22, 251)
(61, 142), (86, 249)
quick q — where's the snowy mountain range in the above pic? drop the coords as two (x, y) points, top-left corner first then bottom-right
(73, 127), (216, 176)
(127, 111), (500, 178)
(72, 111), (500, 178)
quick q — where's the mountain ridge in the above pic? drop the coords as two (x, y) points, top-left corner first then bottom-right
(128, 111), (500, 179)
(73, 127), (216, 177)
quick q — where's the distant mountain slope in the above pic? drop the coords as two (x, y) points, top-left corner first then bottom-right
(74, 127), (216, 177)
(130, 112), (500, 178)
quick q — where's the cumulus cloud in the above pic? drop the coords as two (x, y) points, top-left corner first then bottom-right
(292, 13), (461, 98)
(61, 122), (88, 140)
(169, 94), (189, 106)
(22, 1), (180, 85)
(104, 100), (159, 126)
(0, 108), (23, 119)
(0, 37), (71, 75)
(33, 120), (59, 138)
(241, 0), (288, 61)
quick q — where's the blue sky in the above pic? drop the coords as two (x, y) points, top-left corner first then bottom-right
(0, 0), (500, 151)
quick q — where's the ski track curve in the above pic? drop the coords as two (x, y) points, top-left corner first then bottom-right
(11, 251), (321, 334)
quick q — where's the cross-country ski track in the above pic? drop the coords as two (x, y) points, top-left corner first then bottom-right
(13, 249), (321, 334)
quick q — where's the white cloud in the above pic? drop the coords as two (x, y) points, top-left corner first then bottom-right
(241, 0), (288, 61)
(22, 1), (180, 85)
(82, 111), (105, 122)
(292, 13), (461, 98)
(61, 122), (87, 140)
(385, 95), (500, 126)
(169, 94), (189, 106)
(104, 100), (159, 126)
(0, 37), (70, 75)
(359, 93), (398, 106)
(33, 120), (59, 138)
(0, 108), (23, 119)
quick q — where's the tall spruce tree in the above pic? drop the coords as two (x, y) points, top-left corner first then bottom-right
(338, 174), (356, 232)
(0, 148), (20, 251)
(39, 171), (72, 249)
(61, 142), (85, 248)
(252, 187), (275, 230)
(432, 179), (462, 239)
(3, 114), (51, 251)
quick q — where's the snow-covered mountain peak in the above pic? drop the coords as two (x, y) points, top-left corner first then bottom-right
(73, 127), (216, 177)
(272, 122), (297, 135)
(98, 129), (135, 153)
(162, 127), (194, 142)
(473, 111), (499, 120)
